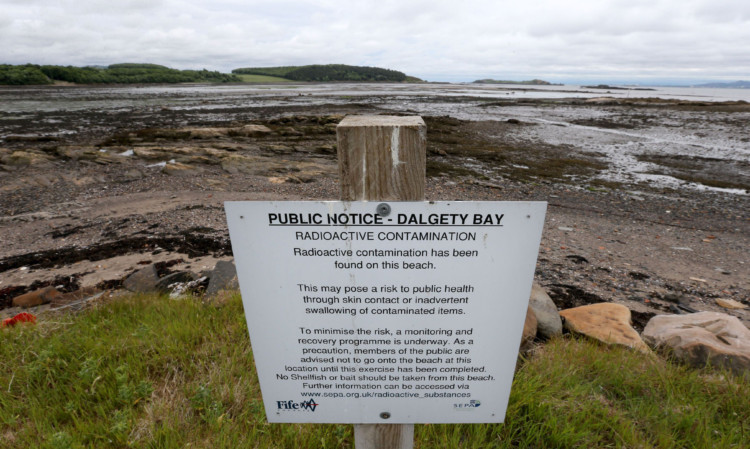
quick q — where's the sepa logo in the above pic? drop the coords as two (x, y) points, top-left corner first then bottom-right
(277, 398), (319, 412)
(454, 400), (481, 410)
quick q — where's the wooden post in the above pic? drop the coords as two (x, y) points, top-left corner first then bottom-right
(337, 115), (426, 449)
(337, 115), (426, 202)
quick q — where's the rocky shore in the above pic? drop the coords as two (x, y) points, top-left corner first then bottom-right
(1, 87), (748, 336)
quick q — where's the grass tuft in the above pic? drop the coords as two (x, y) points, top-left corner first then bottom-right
(1, 294), (747, 448)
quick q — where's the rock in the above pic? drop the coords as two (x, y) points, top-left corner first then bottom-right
(57, 146), (120, 164)
(178, 156), (218, 166)
(520, 305), (537, 352)
(642, 312), (750, 376)
(559, 303), (650, 353)
(133, 147), (171, 161)
(268, 176), (288, 184)
(219, 154), (266, 175)
(162, 162), (199, 175)
(233, 124), (272, 137)
(528, 283), (563, 338)
(155, 271), (197, 293)
(12, 286), (61, 308)
(122, 169), (144, 180)
(663, 293), (689, 304)
(0, 150), (53, 166)
(278, 127), (303, 137)
(122, 265), (160, 293)
(185, 127), (228, 139)
(206, 260), (239, 296)
(716, 298), (748, 310)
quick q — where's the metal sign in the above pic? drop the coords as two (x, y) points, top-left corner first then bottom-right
(225, 201), (546, 424)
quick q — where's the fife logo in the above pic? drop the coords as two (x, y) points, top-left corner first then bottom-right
(277, 398), (319, 412)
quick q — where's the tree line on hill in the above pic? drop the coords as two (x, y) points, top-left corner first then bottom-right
(0, 63), (240, 85)
(232, 64), (409, 82)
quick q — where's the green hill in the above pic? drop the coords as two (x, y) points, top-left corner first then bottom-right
(232, 64), (414, 82)
(0, 63), (241, 85)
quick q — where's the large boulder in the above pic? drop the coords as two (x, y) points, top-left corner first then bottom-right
(642, 312), (750, 376)
(528, 283), (562, 338)
(122, 265), (160, 293)
(206, 260), (239, 296)
(559, 303), (650, 353)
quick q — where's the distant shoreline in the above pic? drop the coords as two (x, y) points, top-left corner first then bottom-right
(472, 79), (562, 86)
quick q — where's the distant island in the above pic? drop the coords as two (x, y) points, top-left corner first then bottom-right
(232, 64), (421, 83)
(583, 84), (656, 91)
(472, 79), (561, 85)
(692, 80), (750, 89)
(0, 63), (240, 85)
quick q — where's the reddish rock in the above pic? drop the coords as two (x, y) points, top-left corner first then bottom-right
(559, 303), (650, 353)
(11, 286), (61, 308)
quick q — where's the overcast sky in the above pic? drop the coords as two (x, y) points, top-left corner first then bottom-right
(2, 0), (749, 83)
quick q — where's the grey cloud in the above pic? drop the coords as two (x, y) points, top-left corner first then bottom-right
(1, 0), (748, 81)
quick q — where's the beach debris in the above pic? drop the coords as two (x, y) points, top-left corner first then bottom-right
(169, 276), (208, 298)
(2, 312), (37, 327)
(155, 271), (197, 293)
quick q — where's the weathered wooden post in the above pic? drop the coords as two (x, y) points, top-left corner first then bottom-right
(337, 115), (426, 448)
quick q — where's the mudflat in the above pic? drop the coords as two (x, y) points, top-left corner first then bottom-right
(1, 84), (747, 327)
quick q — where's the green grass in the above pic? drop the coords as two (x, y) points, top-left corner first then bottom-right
(1, 293), (748, 448)
(236, 74), (294, 83)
